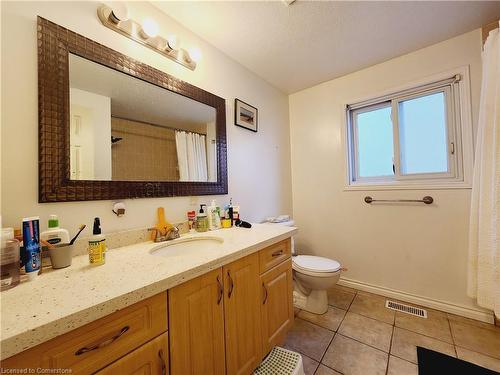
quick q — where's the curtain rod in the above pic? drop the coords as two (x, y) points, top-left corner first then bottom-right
(346, 74), (461, 111)
(111, 115), (208, 136)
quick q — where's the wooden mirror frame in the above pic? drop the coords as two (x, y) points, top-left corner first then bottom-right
(38, 17), (227, 202)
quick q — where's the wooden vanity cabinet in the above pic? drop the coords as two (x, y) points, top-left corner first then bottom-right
(1, 238), (293, 375)
(168, 239), (293, 375)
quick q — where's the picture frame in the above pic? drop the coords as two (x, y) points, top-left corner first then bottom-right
(234, 99), (258, 132)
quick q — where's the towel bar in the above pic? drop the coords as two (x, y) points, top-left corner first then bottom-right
(364, 196), (434, 204)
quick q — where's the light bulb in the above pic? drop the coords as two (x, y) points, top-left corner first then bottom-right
(166, 35), (179, 50)
(141, 18), (159, 38)
(109, 2), (129, 24)
(188, 47), (202, 63)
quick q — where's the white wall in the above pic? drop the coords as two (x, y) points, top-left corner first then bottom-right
(1, 1), (292, 234)
(289, 30), (485, 312)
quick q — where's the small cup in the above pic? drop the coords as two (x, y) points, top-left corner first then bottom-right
(48, 244), (73, 269)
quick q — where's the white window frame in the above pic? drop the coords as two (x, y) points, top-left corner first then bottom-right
(343, 66), (474, 191)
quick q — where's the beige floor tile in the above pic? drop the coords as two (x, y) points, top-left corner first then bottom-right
(447, 313), (500, 333)
(338, 312), (393, 352)
(391, 327), (456, 364)
(315, 364), (342, 375)
(322, 334), (388, 375)
(349, 292), (395, 324)
(301, 354), (319, 375)
(395, 307), (453, 343)
(332, 284), (357, 294)
(298, 306), (346, 331)
(327, 287), (356, 310)
(283, 318), (335, 361)
(450, 320), (500, 359)
(387, 355), (418, 375)
(456, 346), (500, 373)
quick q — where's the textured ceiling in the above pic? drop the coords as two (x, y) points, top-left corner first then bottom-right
(153, 1), (500, 94)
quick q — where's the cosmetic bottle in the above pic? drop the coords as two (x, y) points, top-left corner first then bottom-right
(1, 228), (20, 291)
(88, 218), (106, 266)
(207, 200), (221, 230)
(41, 214), (70, 245)
(196, 205), (208, 232)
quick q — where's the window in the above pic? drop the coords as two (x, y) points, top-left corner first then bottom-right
(346, 72), (471, 188)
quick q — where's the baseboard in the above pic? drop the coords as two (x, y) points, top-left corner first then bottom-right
(338, 277), (494, 324)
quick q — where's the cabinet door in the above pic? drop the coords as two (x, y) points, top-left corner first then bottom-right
(223, 253), (263, 375)
(96, 333), (168, 375)
(169, 268), (226, 375)
(260, 258), (293, 356)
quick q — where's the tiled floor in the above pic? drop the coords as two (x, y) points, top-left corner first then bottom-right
(283, 285), (500, 375)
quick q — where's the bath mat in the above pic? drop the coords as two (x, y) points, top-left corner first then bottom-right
(417, 347), (499, 375)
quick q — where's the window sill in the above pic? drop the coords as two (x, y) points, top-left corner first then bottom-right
(344, 181), (472, 191)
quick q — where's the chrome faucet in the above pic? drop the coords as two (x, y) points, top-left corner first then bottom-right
(148, 226), (180, 242)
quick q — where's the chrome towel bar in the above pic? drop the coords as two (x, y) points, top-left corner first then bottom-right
(364, 196), (434, 205)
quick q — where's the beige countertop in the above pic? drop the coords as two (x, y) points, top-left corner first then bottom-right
(0, 224), (297, 360)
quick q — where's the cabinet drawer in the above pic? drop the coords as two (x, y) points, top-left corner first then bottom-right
(1, 292), (168, 374)
(96, 333), (168, 375)
(259, 239), (291, 274)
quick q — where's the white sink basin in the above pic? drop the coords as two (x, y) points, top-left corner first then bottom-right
(150, 236), (224, 258)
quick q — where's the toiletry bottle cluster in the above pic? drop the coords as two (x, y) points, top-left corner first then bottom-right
(187, 199), (240, 233)
(0, 215), (106, 291)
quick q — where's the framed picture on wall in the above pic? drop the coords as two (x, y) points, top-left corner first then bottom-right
(234, 99), (258, 132)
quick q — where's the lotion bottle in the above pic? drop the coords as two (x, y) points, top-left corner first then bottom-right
(88, 218), (106, 266)
(41, 215), (70, 245)
(207, 200), (220, 230)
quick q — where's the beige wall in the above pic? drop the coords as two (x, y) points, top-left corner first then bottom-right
(0, 1), (292, 233)
(111, 117), (179, 181)
(289, 30), (484, 312)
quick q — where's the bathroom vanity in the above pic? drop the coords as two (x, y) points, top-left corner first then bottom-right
(0, 224), (296, 374)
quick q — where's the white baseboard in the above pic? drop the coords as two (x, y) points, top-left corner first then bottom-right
(338, 277), (494, 324)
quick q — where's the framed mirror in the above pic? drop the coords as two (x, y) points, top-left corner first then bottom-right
(38, 17), (227, 202)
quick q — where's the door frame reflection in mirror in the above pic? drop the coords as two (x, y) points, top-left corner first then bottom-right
(38, 17), (227, 202)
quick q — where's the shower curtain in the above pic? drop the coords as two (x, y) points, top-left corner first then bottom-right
(175, 131), (208, 182)
(467, 23), (500, 318)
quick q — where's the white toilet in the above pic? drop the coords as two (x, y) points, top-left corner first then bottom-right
(292, 255), (341, 314)
(264, 217), (343, 315)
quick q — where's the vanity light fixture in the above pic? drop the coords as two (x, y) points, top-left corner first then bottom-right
(97, 4), (198, 70)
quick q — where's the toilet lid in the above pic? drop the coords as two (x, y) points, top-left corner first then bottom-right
(293, 255), (341, 273)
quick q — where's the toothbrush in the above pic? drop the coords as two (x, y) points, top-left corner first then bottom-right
(69, 224), (86, 245)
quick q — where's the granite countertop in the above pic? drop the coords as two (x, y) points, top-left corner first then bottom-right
(0, 224), (297, 360)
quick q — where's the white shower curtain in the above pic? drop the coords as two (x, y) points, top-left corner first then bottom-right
(175, 131), (208, 182)
(467, 23), (500, 318)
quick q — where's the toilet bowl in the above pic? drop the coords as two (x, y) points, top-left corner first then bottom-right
(292, 255), (341, 314)
(263, 217), (343, 315)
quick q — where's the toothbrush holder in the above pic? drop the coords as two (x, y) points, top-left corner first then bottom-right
(48, 244), (74, 269)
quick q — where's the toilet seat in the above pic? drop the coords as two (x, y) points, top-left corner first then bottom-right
(292, 255), (341, 276)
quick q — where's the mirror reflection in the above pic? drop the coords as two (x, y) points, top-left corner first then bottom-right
(68, 53), (217, 182)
